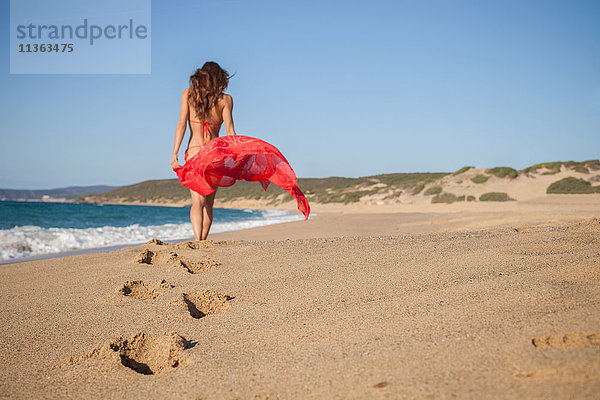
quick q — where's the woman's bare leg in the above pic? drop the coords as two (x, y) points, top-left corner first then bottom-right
(201, 190), (217, 240)
(190, 190), (206, 241)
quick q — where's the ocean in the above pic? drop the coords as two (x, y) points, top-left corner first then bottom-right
(0, 201), (304, 262)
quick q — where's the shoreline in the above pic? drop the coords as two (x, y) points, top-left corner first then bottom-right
(0, 198), (298, 210)
(0, 238), (191, 266)
(0, 207), (309, 265)
(3, 194), (600, 264)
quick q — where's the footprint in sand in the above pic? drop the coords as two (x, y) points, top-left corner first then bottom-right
(174, 240), (212, 250)
(68, 332), (189, 375)
(515, 362), (600, 381)
(173, 239), (239, 249)
(532, 332), (600, 349)
(146, 238), (167, 246)
(515, 332), (600, 381)
(169, 290), (232, 319)
(135, 247), (220, 274)
(119, 280), (172, 300)
(170, 258), (220, 274)
(136, 248), (155, 264)
(135, 249), (179, 265)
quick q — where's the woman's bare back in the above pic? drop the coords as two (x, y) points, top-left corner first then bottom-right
(187, 93), (224, 145)
(184, 91), (235, 162)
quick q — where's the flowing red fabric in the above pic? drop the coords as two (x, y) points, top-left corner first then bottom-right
(173, 135), (310, 220)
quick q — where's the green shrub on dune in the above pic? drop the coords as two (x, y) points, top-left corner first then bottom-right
(487, 167), (518, 179)
(383, 191), (403, 200)
(471, 174), (489, 184)
(589, 160), (600, 171)
(372, 173), (448, 188)
(524, 160), (600, 174)
(424, 186), (442, 196)
(479, 192), (514, 201)
(467, 195), (476, 202)
(528, 161), (563, 172)
(304, 189), (380, 204)
(431, 192), (458, 204)
(546, 177), (600, 194)
(412, 183), (425, 195)
(453, 166), (474, 175)
(339, 190), (379, 204)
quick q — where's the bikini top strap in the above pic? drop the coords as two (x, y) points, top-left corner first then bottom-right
(189, 120), (221, 142)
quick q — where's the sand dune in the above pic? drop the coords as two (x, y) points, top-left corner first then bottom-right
(75, 160), (600, 210)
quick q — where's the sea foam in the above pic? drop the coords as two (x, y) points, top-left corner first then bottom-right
(0, 209), (304, 262)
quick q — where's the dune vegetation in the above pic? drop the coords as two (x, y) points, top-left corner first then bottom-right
(546, 177), (600, 194)
(424, 186), (443, 196)
(471, 174), (489, 184)
(76, 173), (448, 205)
(524, 160), (599, 175)
(453, 166), (473, 175)
(73, 159), (600, 207)
(487, 167), (518, 179)
(479, 192), (514, 202)
(431, 192), (459, 204)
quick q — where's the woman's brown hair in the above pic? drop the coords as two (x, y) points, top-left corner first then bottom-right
(188, 61), (230, 120)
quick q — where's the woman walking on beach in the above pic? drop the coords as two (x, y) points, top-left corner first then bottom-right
(171, 62), (236, 241)
(171, 62), (309, 241)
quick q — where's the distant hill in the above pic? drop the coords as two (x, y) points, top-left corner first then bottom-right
(75, 174), (448, 206)
(75, 159), (600, 208)
(0, 185), (120, 201)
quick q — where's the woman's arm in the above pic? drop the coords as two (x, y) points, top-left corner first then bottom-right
(171, 89), (190, 168)
(222, 94), (237, 136)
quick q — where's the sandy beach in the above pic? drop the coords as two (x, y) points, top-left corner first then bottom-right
(1, 195), (599, 399)
(3, 0), (598, 397)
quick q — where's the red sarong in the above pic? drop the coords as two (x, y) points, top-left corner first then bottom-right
(173, 135), (310, 220)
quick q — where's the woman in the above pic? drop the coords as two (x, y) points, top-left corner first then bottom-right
(170, 61), (235, 241)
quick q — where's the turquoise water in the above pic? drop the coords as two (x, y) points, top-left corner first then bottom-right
(0, 201), (303, 261)
(0, 201), (191, 229)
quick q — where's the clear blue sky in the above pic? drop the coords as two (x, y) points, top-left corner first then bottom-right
(1, 0), (599, 189)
